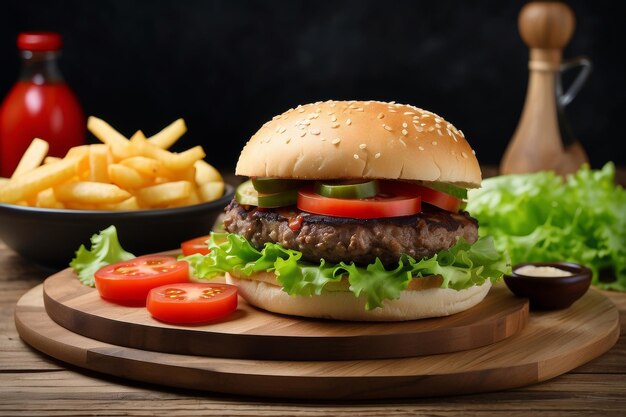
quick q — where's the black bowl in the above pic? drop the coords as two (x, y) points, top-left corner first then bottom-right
(503, 262), (592, 310)
(0, 184), (234, 269)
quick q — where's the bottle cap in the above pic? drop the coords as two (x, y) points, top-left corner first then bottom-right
(17, 32), (62, 51)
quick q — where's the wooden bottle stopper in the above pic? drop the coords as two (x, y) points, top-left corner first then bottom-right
(500, 1), (588, 175)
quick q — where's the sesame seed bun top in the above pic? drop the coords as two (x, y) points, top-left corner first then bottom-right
(236, 100), (482, 188)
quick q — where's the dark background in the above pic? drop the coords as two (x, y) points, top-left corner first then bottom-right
(1, 0), (624, 173)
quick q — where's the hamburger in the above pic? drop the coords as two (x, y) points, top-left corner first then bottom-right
(188, 100), (510, 321)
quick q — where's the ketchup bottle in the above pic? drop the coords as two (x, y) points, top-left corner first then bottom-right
(0, 32), (85, 177)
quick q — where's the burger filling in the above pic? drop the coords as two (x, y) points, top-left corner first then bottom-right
(186, 179), (510, 310)
(223, 200), (478, 266)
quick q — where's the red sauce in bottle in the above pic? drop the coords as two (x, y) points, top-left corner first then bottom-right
(0, 32), (85, 177)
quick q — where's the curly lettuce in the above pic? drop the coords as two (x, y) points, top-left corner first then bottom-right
(70, 225), (135, 287)
(185, 233), (510, 310)
(466, 163), (626, 291)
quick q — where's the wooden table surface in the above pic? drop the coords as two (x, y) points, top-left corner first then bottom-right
(0, 241), (624, 416)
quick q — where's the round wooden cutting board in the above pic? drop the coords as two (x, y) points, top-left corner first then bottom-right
(15, 283), (619, 400)
(41, 269), (528, 360)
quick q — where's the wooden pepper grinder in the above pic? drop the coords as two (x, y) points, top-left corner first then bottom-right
(501, 1), (591, 175)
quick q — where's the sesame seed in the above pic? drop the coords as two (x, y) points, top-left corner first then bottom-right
(315, 108), (322, 113)
(299, 131), (306, 137)
(462, 151), (468, 159)
(297, 107), (305, 113)
(472, 149), (476, 155)
(399, 138), (407, 146)
(353, 154), (359, 160)
(432, 141), (438, 145)
(417, 127), (424, 132)
(285, 138), (291, 144)
(279, 127), (286, 134)
(437, 129), (443, 136)
(331, 115), (337, 122)
(374, 152), (381, 158)
(383, 124), (393, 131)
(301, 119), (311, 126)
(355, 107), (364, 112)
(377, 113), (385, 119)
(331, 123), (340, 128)
(435, 118), (442, 123)
(359, 143), (367, 149)
(321, 137), (326, 141)
(310, 128), (321, 135)
(447, 129), (452, 136)
(459, 130), (465, 137)
(435, 124), (441, 129)
(402, 122), (408, 128)
(404, 112), (415, 115)
(421, 114), (430, 118)
(402, 129), (408, 136)
(346, 119), (352, 125)
(420, 123), (426, 126)
(418, 146), (425, 151)
(428, 127), (435, 132)
(331, 138), (341, 145)
(388, 109), (397, 113)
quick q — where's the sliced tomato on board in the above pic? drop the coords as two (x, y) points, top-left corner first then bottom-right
(297, 187), (421, 219)
(94, 255), (189, 305)
(181, 235), (211, 256)
(147, 283), (238, 324)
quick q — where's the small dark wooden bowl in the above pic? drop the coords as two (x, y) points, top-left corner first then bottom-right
(504, 262), (592, 310)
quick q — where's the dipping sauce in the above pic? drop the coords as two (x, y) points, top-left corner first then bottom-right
(515, 265), (573, 277)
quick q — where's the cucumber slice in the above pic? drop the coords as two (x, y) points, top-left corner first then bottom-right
(314, 180), (379, 199)
(236, 180), (298, 208)
(425, 182), (468, 199)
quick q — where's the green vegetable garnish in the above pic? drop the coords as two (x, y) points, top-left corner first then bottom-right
(70, 225), (135, 287)
(466, 162), (626, 291)
(184, 233), (510, 310)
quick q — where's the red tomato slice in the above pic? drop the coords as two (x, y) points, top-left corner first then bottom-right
(147, 283), (238, 324)
(297, 187), (421, 218)
(181, 235), (211, 256)
(94, 255), (189, 305)
(381, 182), (461, 212)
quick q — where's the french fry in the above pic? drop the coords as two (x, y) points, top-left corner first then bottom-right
(136, 181), (192, 207)
(108, 164), (152, 189)
(198, 181), (225, 203)
(120, 156), (166, 177)
(101, 196), (140, 211)
(194, 159), (223, 184)
(11, 138), (49, 178)
(54, 181), (132, 204)
(129, 134), (205, 171)
(0, 177), (9, 188)
(0, 156), (83, 204)
(65, 145), (91, 159)
(87, 116), (131, 160)
(148, 118), (187, 149)
(44, 156), (62, 165)
(35, 188), (64, 209)
(88, 144), (111, 182)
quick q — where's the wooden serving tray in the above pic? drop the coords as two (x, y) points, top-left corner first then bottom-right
(41, 270), (528, 360)
(15, 283), (619, 400)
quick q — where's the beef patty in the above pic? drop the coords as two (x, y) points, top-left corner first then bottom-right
(223, 200), (478, 266)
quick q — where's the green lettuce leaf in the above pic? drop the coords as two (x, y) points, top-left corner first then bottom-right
(466, 163), (626, 291)
(69, 225), (135, 287)
(185, 233), (510, 310)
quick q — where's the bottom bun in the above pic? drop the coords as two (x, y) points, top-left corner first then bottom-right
(226, 273), (492, 322)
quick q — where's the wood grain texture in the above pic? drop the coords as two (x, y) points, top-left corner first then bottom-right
(15, 282), (619, 400)
(2, 214), (626, 416)
(41, 270), (528, 361)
